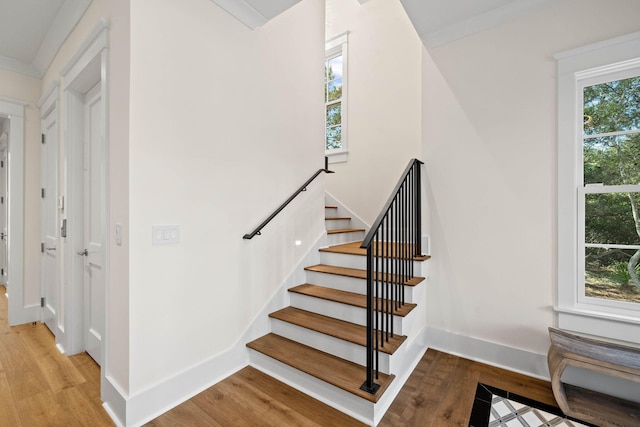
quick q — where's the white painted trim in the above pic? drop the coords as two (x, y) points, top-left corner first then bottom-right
(425, 327), (550, 380)
(39, 82), (62, 344)
(61, 18), (110, 83)
(209, 0), (267, 30)
(0, 55), (40, 78)
(0, 98), (30, 326)
(33, 0), (94, 76)
(101, 375), (126, 427)
(422, 0), (560, 47)
(556, 32), (640, 340)
(62, 18), (113, 420)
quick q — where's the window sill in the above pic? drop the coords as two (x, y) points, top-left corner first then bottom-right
(326, 150), (348, 164)
(554, 305), (640, 345)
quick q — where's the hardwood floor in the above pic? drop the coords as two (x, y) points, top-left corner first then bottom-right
(1, 284), (559, 426)
(148, 349), (559, 426)
(0, 286), (113, 426)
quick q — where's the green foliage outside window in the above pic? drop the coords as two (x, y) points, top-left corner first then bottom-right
(583, 75), (640, 302)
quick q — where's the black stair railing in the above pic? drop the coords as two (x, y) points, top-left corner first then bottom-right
(243, 157), (334, 239)
(360, 158), (423, 394)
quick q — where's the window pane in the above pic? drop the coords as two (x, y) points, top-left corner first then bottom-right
(585, 192), (640, 245)
(326, 126), (342, 150)
(585, 247), (640, 304)
(583, 76), (640, 136)
(326, 103), (341, 127)
(328, 79), (342, 102)
(327, 56), (343, 80)
(583, 134), (640, 185)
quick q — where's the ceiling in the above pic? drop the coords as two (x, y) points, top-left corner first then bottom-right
(0, 0), (561, 79)
(0, 0), (91, 78)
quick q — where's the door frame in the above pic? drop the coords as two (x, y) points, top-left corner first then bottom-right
(38, 83), (62, 346)
(62, 21), (109, 361)
(0, 97), (27, 326)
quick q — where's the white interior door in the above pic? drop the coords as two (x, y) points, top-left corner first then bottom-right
(82, 83), (105, 365)
(41, 108), (59, 335)
(0, 144), (7, 287)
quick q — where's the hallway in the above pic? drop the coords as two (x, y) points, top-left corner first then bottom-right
(0, 286), (112, 426)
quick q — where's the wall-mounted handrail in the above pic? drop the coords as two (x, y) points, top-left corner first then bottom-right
(243, 158), (334, 239)
(359, 158), (423, 394)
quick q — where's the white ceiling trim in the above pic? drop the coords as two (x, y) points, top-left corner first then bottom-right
(32, 0), (93, 77)
(0, 0), (92, 78)
(209, 0), (268, 30)
(414, 0), (561, 47)
(0, 55), (40, 78)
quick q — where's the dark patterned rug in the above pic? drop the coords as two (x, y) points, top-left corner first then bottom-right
(468, 383), (596, 427)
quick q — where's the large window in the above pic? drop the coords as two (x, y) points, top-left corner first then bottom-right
(325, 33), (348, 163)
(556, 32), (640, 343)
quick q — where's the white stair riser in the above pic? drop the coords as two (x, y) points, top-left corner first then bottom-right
(325, 219), (352, 230)
(327, 231), (365, 246)
(303, 271), (421, 304)
(289, 293), (410, 336)
(248, 350), (376, 425)
(319, 251), (426, 273)
(270, 318), (393, 374)
(305, 271), (366, 294)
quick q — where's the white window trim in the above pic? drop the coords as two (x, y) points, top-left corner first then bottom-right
(325, 32), (348, 164)
(556, 31), (640, 343)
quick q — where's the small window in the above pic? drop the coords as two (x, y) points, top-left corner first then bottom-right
(325, 33), (348, 163)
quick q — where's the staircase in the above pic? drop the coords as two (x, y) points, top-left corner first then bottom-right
(246, 203), (430, 426)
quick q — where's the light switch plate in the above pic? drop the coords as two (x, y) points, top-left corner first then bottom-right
(152, 225), (179, 245)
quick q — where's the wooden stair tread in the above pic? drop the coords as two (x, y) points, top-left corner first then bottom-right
(304, 264), (425, 286)
(290, 284), (416, 317)
(270, 306), (406, 354)
(320, 241), (430, 261)
(325, 206), (338, 209)
(247, 333), (394, 403)
(327, 228), (365, 235)
(325, 217), (352, 221)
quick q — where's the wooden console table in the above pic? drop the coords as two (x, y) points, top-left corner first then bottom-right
(548, 327), (640, 427)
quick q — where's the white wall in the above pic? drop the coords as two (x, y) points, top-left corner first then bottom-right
(422, 0), (640, 357)
(325, 0), (422, 225)
(128, 0), (325, 396)
(0, 69), (41, 309)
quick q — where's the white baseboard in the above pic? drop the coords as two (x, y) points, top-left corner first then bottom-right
(425, 327), (550, 380)
(106, 231), (327, 427)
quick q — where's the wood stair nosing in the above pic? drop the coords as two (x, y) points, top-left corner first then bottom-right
(270, 306), (407, 355)
(325, 206), (338, 209)
(304, 264), (425, 286)
(325, 217), (352, 221)
(326, 228), (366, 235)
(320, 241), (431, 262)
(247, 333), (394, 403)
(289, 283), (417, 317)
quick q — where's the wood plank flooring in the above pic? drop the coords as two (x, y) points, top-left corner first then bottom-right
(0, 286), (113, 426)
(1, 283), (561, 426)
(148, 348), (560, 426)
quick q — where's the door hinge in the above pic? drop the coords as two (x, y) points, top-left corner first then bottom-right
(41, 297), (45, 307)
(41, 242), (44, 253)
(1, 268), (3, 276)
(1, 196), (3, 204)
(41, 188), (45, 198)
(41, 134), (45, 144)
(1, 160), (3, 168)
